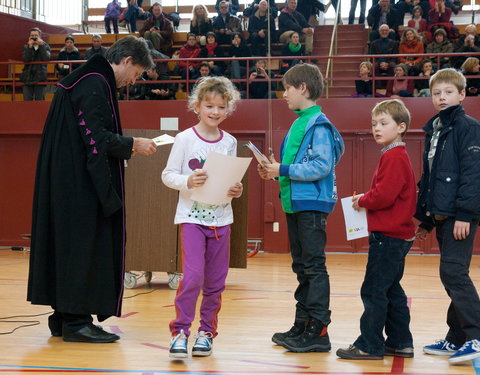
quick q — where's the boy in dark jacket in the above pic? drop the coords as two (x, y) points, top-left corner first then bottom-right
(416, 68), (480, 364)
(258, 63), (344, 353)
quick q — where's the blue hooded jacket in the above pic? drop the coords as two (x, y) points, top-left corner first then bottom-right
(279, 112), (345, 213)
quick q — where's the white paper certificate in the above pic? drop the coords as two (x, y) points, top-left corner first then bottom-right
(340, 195), (369, 240)
(190, 152), (252, 205)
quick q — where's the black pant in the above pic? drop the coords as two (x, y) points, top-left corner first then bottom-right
(286, 211), (331, 325)
(23, 84), (45, 101)
(51, 309), (93, 332)
(436, 218), (480, 346)
(353, 232), (413, 355)
(348, 0), (366, 24)
(104, 17), (119, 34)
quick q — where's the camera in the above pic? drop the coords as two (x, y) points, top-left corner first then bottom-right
(31, 37), (38, 41)
(256, 68), (262, 74)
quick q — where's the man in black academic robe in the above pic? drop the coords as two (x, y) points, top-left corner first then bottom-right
(27, 36), (157, 343)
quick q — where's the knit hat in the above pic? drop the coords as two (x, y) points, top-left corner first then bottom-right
(433, 28), (447, 39)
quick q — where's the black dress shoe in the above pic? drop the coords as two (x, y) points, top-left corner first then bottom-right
(48, 315), (63, 337)
(63, 323), (120, 343)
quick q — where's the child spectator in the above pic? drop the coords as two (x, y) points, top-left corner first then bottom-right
(247, 0), (277, 56)
(281, 31), (305, 73)
(415, 59), (433, 96)
(140, 2), (173, 53)
(353, 61), (375, 97)
(336, 99), (416, 360)
(416, 68), (480, 364)
(461, 57), (480, 96)
(178, 33), (201, 81)
(248, 59), (273, 99)
(407, 6), (430, 43)
(190, 4), (213, 46)
(258, 63), (344, 353)
(200, 32), (226, 76)
(386, 64), (414, 97)
(426, 28), (453, 70)
(55, 35), (81, 80)
(21, 27), (51, 101)
(104, 0), (121, 34)
(398, 28), (424, 75)
(162, 76), (242, 358)
(227, 32), (251, 81)
(143, 68), (175, 100)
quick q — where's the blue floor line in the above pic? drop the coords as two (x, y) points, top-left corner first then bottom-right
(473, 357), (480, 375)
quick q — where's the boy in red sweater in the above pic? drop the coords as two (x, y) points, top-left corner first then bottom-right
(337, 99), (417, 360)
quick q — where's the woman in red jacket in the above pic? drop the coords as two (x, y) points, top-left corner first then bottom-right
(398, 28), (424, 75)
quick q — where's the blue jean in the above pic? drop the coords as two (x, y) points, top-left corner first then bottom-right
(286, 211), (331, 325)
(435, 218), (480, 346)
(353, 232), (413, 355)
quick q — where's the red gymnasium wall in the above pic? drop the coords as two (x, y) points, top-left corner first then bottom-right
(0, 12), (77, 77)
(1, 98), (480, 254)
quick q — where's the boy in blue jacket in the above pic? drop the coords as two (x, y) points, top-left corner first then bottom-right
(258, 63), (344, 353)
(416, 68), (480, 364)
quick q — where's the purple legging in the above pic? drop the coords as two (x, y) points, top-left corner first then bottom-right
(169, 223), (230, 338)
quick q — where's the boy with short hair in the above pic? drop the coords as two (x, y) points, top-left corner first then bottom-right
(336, 99), (416, 360)
(416, 68), (480, 364)
(258, 63), (344, 353)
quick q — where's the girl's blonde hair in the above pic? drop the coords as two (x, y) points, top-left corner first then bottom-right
(461, 57), (480, 73)
(400, 27), (420, 44)
(188, 76), (240, 115)
(359, 61), (373, 73)
(191, 4), (210, 27)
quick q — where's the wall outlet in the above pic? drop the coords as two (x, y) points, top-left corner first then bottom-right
(273, 222), (279, 232)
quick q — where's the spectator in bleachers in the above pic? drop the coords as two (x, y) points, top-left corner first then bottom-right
(407, 6), (430, 43)
(427, 0), (455, 38)
(398, 28), (424, 75)
(278, 0), (314, 55)
(140, 2), (173, 53)
(426, 28), (453, 69)
(85, 34), (108, 60)
(369, 24), (399, 67)
(213, 0), (243, 45)
(104, 0), (121, 34)
(352, 61), (375, 97)
(386, 63), (414, 97)
(248, 59), (274, 98)
(375, 62), (395, 89)
(215, 0), (240, 15)
(119, 75), (145, 100)
(415, 59), (433, 96)
(55, 35), (81, 80)
(367, 0), (401, 41)
(392, 0), (414, 25)
(227, 32), (252, 81)
(21, 27), (51, 101)
(461, 57), (480, 96)
(178, 33), (201, 80)
(348, 0), (366, 24)
(143, 68), (176, 100)
(124, 0), (145, 33)
(190, 4), (213, 45)
(199, 61), (213, 77)
(281, 31), (305, 73)
(200, 32), (226, 75)
(243, 0), (278, 18)
(248, 0), (277, 56)
(452, 24), (480, 69)
(297, 0), (329, 26)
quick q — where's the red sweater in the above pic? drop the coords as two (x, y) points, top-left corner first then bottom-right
(358, 145), (416, 239)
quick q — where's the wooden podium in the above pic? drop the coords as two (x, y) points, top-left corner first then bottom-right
(123, 130), (248, 288)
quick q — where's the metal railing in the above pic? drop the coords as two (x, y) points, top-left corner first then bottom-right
(2, 51), (480, 101)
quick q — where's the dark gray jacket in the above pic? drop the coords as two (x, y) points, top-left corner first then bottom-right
(21, 42), (51, 84)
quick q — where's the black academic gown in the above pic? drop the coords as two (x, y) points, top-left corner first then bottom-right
(27, 54), (134, 321)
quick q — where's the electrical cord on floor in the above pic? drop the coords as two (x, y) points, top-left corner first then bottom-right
(123, 288), (161, 299)
(0, 311), (52, 335)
